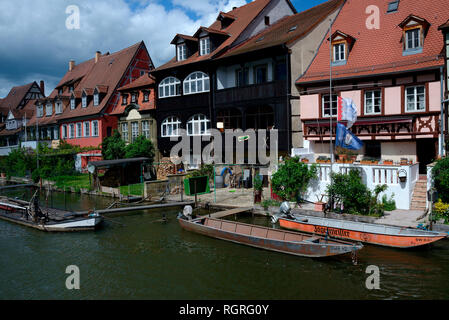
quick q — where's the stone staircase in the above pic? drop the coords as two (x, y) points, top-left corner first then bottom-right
(410, 177), (427, 211)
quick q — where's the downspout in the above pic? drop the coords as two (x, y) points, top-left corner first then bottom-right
(440, 66), (446, 157)
(286, 48), (292, 154)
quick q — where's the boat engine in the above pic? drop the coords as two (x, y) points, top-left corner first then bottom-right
(179, 205), (193, 220)
(271, 202), (293, 224)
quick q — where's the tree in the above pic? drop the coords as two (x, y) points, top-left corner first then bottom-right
(125, 135), (155, 163)
(271, 157), (317, 202)
(432, 157), (449, 203)
(101, 130), (126, 160)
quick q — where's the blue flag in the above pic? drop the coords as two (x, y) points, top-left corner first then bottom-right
(336, 123), (363, 150)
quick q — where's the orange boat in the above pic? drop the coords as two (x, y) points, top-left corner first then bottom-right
(277, 215), (448, 248)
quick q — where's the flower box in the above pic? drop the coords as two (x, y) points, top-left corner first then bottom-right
(383, 160), (394, 165)
(314, 202), (326, 212)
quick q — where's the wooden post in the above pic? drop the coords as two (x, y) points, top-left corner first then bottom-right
(194, 179), (198, 208)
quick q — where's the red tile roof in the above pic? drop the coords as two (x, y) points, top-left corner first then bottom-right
(153, 0), (272, 71)
(297, 0), (449, 84)
(56, 42), (145, 120)
(117, 73), (155, 91)
(0, 82), (35, 115)
(219, 0), (344, 59)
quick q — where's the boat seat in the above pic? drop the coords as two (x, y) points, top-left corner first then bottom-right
(304, 237), (320, 243)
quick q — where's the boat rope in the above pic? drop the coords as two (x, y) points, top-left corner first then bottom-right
(351, 246), (358, 266)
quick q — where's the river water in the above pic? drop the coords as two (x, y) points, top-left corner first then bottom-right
(0, 187), (448, 300)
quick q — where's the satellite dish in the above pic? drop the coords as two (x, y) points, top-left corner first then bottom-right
(87, 164), (96, 174)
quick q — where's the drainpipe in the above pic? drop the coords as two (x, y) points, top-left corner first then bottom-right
(440, 66), (446, 157)
(286, 49), (292, 154)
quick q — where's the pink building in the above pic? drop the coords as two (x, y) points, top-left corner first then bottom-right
(295, 0), (448, 174)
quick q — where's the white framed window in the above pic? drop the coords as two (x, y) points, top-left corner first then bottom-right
(322, 94), (339, 117)
(187, 114), (210, 136)
(84, 122), (90, 137)
(199, 37), (210, 56)
(158, 77), (181, 98)
(131, 121), (139, 142)
(122, 122), (129, 141)
(364, 90), (382, 115)
(122, 94), (128, 105)
(161, 116), (181, 137)
(55, 101), (63, 114)
(45, 103), (52, 116)
(333, 43), (346, 62)
(37, 105), (44, 117)
(93, 92), (99, 106)
(53, 127), (59, 140)
(92, 120), (99, 137)
(405, 28), (421, 51)
(70, 98), (76, 109)
(76, 122), (82, 138)
(177, 43), (187, 61)
(62, 125), (67, 139)
(405, 85), (425, 112)
(69, 124), (75, 139)
(143, 91), (149, 102)
(142, 120), (150, 139)
(82, 94), (87, 108)
(183, 72), (210, 95)
(131, 93), (137, 103)
(47, 128), (52, 139)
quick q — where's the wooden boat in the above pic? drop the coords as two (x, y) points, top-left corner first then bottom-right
(0, 197), (103, 232)
(178, 216), (363, 258)
(278, 214), (448, 248)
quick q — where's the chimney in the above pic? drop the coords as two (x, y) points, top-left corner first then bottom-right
(39, 81), (45, 95)
(232, 6), (237, 10)
(95, 51), (101, 63)
(69, 60), (75, 71)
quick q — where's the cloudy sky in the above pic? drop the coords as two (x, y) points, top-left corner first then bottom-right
(0, 0), (327, 97)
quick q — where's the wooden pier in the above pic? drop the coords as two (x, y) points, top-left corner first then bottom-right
(205, 207), (253, 219)
(77, 201), (195, 215)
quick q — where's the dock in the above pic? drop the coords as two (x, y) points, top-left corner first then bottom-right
(205, 207), (253, 219)
(77, 201), (195, 215)
(0, 184), (34, 190)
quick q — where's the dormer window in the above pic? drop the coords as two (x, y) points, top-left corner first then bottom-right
(200, 37), (210, 56)
(58, 88), (63, 95)
(131, 92), (137, 103)
(177, 43), (187, 61)
(46, 103), (53, 116)
(37, 105), (44, 118)
(399, 15), (429, 56)
(330, 31), (355, 66)
(387, 0), (399, 13)
(143, 91), (149, 102)
(122, 94), (128, 105)
(55, 101), (63, 114)
(93, 90), (99, 106)
(82, 93), (87, 108)
(333, 43), (346, 62)
(70, 97), (76, 109)
(69, 86), (74, 93)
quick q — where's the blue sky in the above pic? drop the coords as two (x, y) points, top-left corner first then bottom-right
(0, 0), (329, 98)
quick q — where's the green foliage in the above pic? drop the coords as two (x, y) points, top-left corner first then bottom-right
(327, 169), (387, 216)
(433, 199), (449, 224)
(271, 157), (317, 202)
(101, 130), (126, 160)
(382, 194), (397, 211)
(253, 174), (263, 192)
(261, 199), (281, 210)
(124, 135), (155, 163)
(4, 148), (36, 178)
(188, 164), (214, 180)
(432, 157), (449, 203)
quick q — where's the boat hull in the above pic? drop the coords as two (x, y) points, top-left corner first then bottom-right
(179, 217), (362, 258)
(279, 217), (447, 248)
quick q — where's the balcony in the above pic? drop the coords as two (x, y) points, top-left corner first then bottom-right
(157, 92), (210, 111)
(215, 81), (287, 106)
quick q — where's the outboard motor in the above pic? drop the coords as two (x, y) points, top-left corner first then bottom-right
(271, 201), (293, 224)
(178, 205), (193, 220)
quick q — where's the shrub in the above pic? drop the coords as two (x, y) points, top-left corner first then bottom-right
(271, 157), (317, 202)
(434, 199), (449, 223)
(382, 194), (397, 211)
(327, 169), (387, 216)
(124, 135), (155, 162)
(432, 157), (449, 203)
(101, 130), (126, 160)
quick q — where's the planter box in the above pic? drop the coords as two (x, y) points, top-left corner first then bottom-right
(314, 202), (325, 212)
(383, 161), (394, 165)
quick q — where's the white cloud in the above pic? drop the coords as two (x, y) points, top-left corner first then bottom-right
(0, 0), (249, 98)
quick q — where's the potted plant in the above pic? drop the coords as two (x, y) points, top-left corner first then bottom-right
(301, 158), (309, 163)
(314, 195), (326, 211)
(316, 156), (330, 164)
(383, 159), (394, 165)
(361, 157), (379, 165)
(400, 158), (409, 166)
(253, 175), (263, 203)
